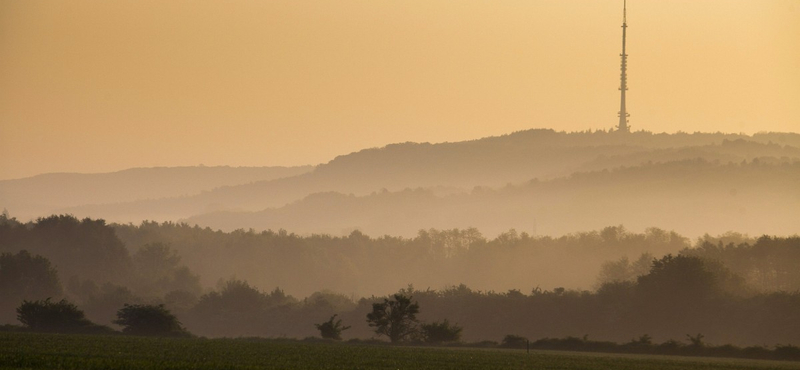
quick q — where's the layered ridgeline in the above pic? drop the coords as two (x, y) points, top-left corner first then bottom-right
(4, 130), (800, 237)
(186, 159), (800, 238)
(0, 166), (313, 221)
(177, 130), (798, 238)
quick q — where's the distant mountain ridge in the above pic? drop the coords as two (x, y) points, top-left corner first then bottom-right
(4, 129), (799, 234)
(184, 158), (800, 238)
(0, 165), (313, 221)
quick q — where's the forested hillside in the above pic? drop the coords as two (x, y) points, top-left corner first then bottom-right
(42, 130), (800, 227)
(0, 166), (313, 221)
(185, 159), (800, 237)
(1, 214), (799, 346)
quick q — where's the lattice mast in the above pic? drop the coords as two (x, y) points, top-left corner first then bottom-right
(617, 0), (630, 132)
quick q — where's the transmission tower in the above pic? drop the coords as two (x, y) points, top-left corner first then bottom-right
(617, 0), (631, 133)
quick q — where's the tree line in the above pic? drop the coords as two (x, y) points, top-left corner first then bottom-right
(1, 213), (799, 347)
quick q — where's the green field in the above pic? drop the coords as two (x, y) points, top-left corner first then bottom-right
(2, 332), (799, 370)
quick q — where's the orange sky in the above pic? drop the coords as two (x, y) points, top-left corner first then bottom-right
(1, 0), (798, 180)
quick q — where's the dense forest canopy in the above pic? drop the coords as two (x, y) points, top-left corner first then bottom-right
(1, 214), (798, 346)
(1, 130), (799, 349)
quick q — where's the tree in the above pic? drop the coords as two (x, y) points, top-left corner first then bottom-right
(366, 293), (420, 343)
(596, 253), (652, 286)
(500, 334), (528, 349)
(686, 333), (705, 347)
(0, 250), (62, 299)
(29, 215), (132, 284)
(131, 243), (202, 298)
(16, 298), (111, 334)
(0, 208), (14, 225)
(113, 303), (189, 337)
(314, 314), (351, 340)
(0, 250), (63, 323)
(82, 284), (142, 326)
(421, 319), (463, 344)
(186, 279), (272, 337)
(636, 254), (738, 303)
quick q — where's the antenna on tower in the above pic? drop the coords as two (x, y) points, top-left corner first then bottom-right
(623, 0), (627, 24)
(616, 0), (631, 133)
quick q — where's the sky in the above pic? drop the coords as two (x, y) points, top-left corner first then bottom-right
(1, 0), (798, 180)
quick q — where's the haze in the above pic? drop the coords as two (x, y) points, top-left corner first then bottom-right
(2, 0), (799, 180)
(3, 1), (800, 353)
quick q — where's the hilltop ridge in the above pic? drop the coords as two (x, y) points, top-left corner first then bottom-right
(2, 129), (798, 238)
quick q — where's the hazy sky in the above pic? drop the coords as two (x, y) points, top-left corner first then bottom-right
(1, 0), (798, 180)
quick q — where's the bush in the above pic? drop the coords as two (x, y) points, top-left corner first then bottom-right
(314, 314), (350, 340)
(500, 334), (528, 349)
(16, 298), (112, 334)
(741, 346), (770, 359)
(621, 335), (651, 353)
(0, 251), (63, 323)
(774, 345), (800, 361)
(421, 320), (463, 344)
(114, 304), (189, 337)
(0, 324), (28, 332)
(657, 339), (684, 355)
(469, 340), (499, 348)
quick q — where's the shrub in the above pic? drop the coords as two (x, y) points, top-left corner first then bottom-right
(741, 346), (770, 359)
(500, 334), (528, 349)
(114, 304), (189, 337)
(657, 339), (684, 355)
(0, 251), (63, 323)
(16, 298), (112, 334)
(470, 340), (499, 348)
(421, 320), (463, 344)
(314, 314), (351, 340)
(686, 333), (705, 347)
(774, 345), (800, 361)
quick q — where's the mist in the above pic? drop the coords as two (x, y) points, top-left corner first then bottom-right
(3, 1), (800, 367)
(4, 130), (797, 239)
(2, 213), (799, 346)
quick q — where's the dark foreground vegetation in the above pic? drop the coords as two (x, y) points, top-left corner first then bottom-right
(514, 335), (800, 362)
(2, 213), (800, 349)
(2, 332), (800, 370)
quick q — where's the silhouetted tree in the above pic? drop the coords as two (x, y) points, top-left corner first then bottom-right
(686, 333), (705, 348)
(596, 253), (652, 286)
(501, 334), (528, 348)
(29, 215), (132, 284)
(114, 304), (189, 337)
(0, 209), (15, 226)
(82, 283), (143, 326)
(684, 236), (800, 292)
(314, 314), (351, 340)
(186, 279), (273, 337)
(366, 293), (420, 343)
(16, 298), (111, 334)
(0, 250), (62, 323)
(130, 243), (202, 298)
(628, 334), (653, 346)
(421, 319), (463, 344)
(638, 254), (746, 303)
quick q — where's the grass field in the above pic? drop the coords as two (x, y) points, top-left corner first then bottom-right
(2, 332), (800, 370)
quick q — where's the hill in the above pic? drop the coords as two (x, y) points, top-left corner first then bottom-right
(53, 130), (800, 224)
(183, 158), (800, 238)
(0, 165), (313, 221)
